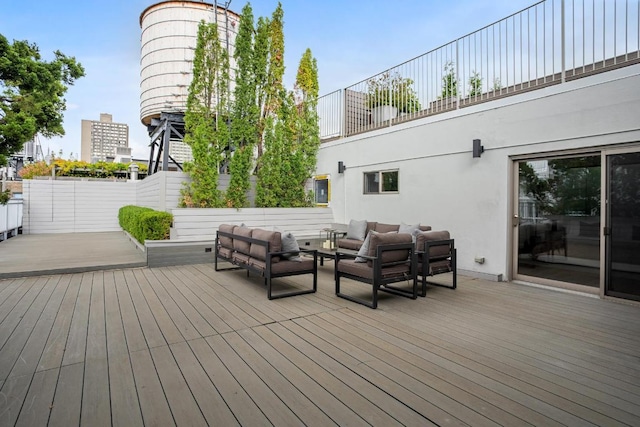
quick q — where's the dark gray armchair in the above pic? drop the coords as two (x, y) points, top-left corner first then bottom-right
(335, 232), (417, 309)
(415, 230), (457, 296)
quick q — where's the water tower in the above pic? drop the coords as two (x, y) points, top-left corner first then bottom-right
(139, 1), (240, 173)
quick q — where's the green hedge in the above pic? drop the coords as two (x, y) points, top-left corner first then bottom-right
(118, 205), (173, 244)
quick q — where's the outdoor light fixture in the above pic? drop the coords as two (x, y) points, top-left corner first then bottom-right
(338, 161), (347, 173)
(472, 139), (484, 158)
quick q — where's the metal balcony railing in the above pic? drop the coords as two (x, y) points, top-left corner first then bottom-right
(317, 0), (640, 141)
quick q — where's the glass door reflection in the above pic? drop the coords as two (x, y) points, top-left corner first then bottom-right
(516, 156), (601, 287)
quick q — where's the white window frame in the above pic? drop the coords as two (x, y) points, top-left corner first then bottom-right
(363, 169), (399, 194)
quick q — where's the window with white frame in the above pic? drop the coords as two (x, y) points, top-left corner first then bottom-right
(363, 170), (398, 194)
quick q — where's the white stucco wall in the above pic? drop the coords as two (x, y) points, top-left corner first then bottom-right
(315, 64), (640, 281)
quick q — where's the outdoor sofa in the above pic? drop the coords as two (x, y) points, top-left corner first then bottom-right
(215, 224), (318, 299)
(337, 220), (432, 251)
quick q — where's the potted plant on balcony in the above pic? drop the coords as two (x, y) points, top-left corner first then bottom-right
(367, 72), (421, 124)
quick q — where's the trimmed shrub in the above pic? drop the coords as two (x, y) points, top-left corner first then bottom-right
(118, 205), (173, 244)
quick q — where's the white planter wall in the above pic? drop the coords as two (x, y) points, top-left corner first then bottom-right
(170, 207), (335, 240)
(22, 179), (137, 234)
(137, 171), (186, 211)
(315, 64), (640, 281)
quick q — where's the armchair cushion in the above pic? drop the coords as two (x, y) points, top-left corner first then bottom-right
(374, 222), (400, 233)
(416, 230), (451, 257)
(367, 232), (412, 266)
(338, 259), (413, 280)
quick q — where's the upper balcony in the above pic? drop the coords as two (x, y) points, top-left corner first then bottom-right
(317, 0), (640, 142)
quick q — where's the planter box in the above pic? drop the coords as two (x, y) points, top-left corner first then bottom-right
(371, 105), (398, 124)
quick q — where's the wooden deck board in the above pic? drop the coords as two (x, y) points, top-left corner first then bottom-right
(48, 362), (84, 427)
(129, 349), (175, 427)
(149, 345), (208, 426)
(60, 274), (92, 367)
(370, 299), (640, 419)
(175, 265), (250, 332)
(206, 333), (303, 426)
(0, 265), (638, 426)
(8, 276), (68, 380)
(14, 368), (58, 427)
(0, 276), (60, 382)
(81, 273), (110, 427)
(37, 275), (81, 372)
(168, 341), (239, 426)
(255, 323), (431, 427)
(104, 271), (144, 427)
(187, 337), (270, 426)
(422, 287), (640, 382)
(228, 329), (342, 426)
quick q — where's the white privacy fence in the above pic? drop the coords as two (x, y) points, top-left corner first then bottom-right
(317, 0), (640, 139)
(1, 199), (23, 240)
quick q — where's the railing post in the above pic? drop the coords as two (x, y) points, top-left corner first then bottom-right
(455, 39), (460, 109)
(561, 0), (566, 83)
(341, 88), (346, 138)
(388, 81), (393, 127)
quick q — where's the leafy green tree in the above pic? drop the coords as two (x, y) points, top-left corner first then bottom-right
(255, 3), (285, 160)
(294, 48), (320, 191)
(180, 21), (230, 208)
(0, 34), (85, 164)
(226, 3), (258, 208)
(256, 49), (320, 207)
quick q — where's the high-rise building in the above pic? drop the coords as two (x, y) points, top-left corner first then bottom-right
(81, 113), (129, 163)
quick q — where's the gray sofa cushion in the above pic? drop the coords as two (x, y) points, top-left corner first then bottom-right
(355, 231), (374, 263)
(375, 222), (400, 233)
(399, 222), (421, 242)
(347, 219), (368, 241)
(281, 231), (301, 262)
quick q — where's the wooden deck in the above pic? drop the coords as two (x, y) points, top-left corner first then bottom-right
(0, 264), (639, 426)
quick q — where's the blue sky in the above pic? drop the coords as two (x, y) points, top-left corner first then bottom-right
(1, 0), (534, 160)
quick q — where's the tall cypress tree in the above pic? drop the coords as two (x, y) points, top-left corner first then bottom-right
(255, 3), (285, 160)
(294, 48), (320, 193)
(226, 3), (258, 208)
(180, 21), (230, 208)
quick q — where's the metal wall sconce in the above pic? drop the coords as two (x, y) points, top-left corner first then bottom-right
(472, 139), (484, 158)
(338, 161), (347, 173)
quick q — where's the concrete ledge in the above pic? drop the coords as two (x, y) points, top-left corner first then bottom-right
(145, 239), (216, 268)
(458, 269), (503, 282)
(0, 262), (148, 280)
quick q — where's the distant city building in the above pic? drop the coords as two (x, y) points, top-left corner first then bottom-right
(81, 113), (129, 163)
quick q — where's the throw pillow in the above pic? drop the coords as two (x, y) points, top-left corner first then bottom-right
(354, 230), (375, 262)
(347, 219), (368, 241)
(399, 222), (421, 242)
(281, 232), (302, 262)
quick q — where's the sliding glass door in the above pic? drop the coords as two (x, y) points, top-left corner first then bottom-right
(515, 155), (601, 288)
(605, 152), (640, 301)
